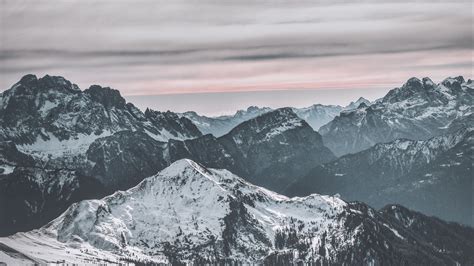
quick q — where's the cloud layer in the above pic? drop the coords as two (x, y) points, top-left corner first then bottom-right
(0, 0), (472, 114)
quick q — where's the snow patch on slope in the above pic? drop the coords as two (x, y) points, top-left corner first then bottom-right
(18, 130), (112, 159)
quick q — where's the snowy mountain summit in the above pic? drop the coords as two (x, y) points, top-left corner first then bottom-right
(320, 76), (474, 156)
(168, 108), (335, 192)
(0, 74), (201, 158)
(1, 159), (473, 264)
(344, 97), (371, 110)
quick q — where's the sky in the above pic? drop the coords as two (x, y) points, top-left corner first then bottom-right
(0, 0), (472, 115)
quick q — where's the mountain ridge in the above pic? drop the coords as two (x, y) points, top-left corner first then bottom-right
(0, 74), (202, 151)
(285, 125), (473, 226)
(319, 76), (473, 156)
(1, 159), (473, 264)
(181, 97), (373, 137)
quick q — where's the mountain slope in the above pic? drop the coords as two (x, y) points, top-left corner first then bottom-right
(0, 74), (201, 159)
(285, 125), (473, 226)
(1, 160), (473, 264)
(90, 108), (335, 193)
(0, 141), (107, 236)
(0, 107), (334, 236)
(320, 76), (473, 156)
(0, 74), (202, 236)
(168, 108), (336, 192)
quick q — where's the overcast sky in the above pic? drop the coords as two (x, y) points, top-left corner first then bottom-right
(0, 0), (472, 115)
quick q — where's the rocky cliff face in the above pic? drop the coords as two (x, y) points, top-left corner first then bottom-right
(0, 74), (202, 236)
(1, 160), (473, 264)
(168, 108), (336, 192)
(0, 103), (335, 236)
(0, 74), (201, 154)
(0, 141), (106, 236)
(85, 131), (168, 192)
(319, 76), (473, 156)
(285, 125), (473, 226)
(1, 74), (472, 263)
(89, 108), (335, 193)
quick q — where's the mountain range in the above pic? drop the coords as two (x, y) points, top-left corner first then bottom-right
(181, 97), (371, 137)
(0, 75), (201, 157)
(285, 122), (473, 226)
(0, 74), (472, 263)
(0, 75), (334, 236)
(0, 75), (199, 236)
(81, 107), (334, 193)
(319, 76), (473, 156)
(1, 160), (473, 264)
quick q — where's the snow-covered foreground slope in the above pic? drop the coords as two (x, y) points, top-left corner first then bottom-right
(1, 159), (473, 264)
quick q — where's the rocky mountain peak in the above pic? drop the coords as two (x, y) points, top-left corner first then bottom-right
(355, 96), (369, 103)
(3, 159), (474, 264)
(320, 75), (473, 156)
(246, 105), (260, 112)
(4, 74), (80, 101)
(404, 77), (423, 88)
(228, 107), (306, 137)
(262, 107), (300, 122)
(84, 85), (126, 109)
(234, 105), (271, 118)
(145, 159), (214, 187)
(421, 77), (435, 88)
(442, 76), (465, 86)
(382, 76), (447, 103)
(40, 75), (79, 90)
(345, 97), (370, 110)
(18, 73), (38, 84)
(145, 108), (178, 120)
(0, 74), (203, 148)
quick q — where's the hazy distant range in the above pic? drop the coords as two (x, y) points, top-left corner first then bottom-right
(126, 87), (389, 116)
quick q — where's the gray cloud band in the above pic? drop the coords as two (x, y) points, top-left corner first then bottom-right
(0, 0), (472, 100)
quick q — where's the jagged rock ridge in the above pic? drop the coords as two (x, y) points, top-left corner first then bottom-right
(0, 74), (202, 158)
(320, 76), (473, 156)
(0, 74), (202, 236)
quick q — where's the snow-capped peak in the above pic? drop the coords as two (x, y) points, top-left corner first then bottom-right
(3, 159), (348, 263)
(0, 74), (202, 158)
(421, 77), (435, 88)
(1, 159), (473, 264)
(228, 107), (306, 141)
(344, 97), (371, 110)
(320, 75), (473, 156)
